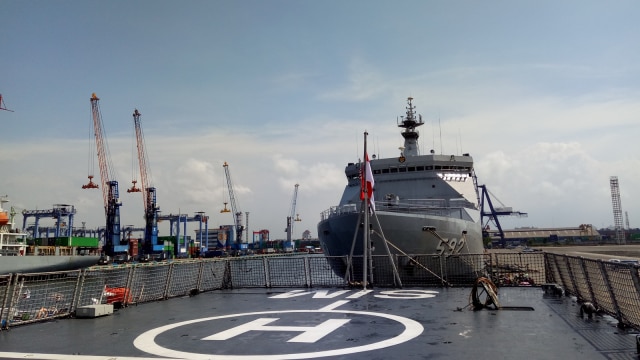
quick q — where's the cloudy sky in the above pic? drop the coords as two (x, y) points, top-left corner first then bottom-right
(1, 1), (638, 242)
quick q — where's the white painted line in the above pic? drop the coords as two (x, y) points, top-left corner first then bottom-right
(318, 300), (350, 310)
(0, 352), (180, 360)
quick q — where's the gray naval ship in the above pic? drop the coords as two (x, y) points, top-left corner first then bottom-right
(318, 97), (484, 258)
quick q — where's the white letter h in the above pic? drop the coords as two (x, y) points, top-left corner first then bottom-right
(202, 317), (350, 343)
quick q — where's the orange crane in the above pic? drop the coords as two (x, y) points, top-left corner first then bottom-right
(129, 109), (160, 256)
(82, 93), (124, 256)
(0, 94), (14, 112)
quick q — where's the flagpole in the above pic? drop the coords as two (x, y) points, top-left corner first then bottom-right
(362, 131), (369, 289)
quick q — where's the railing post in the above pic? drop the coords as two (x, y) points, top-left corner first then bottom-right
(304, 257), (311, 288)
(0, 274), (13, 329)
(564, 256), (579, 297)
(163, 262), (174, 300)
(196, 261), (204, 292)
(579, 257), (596, 303)
(599, 261), (623, 325)
(70, 269), (84, 311)
(263, 257), (271, 288)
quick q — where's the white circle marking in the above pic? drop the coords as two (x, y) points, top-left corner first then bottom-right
(134, 309), (423, 359)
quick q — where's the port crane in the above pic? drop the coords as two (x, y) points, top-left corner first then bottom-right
(285, 184), (301, 244)
(82, 93), (124, 257)
(22, 204), (76, 239)
(128, 109), (161, 256)
(0, 94), (14, 112)
(478, 184), (527, 245)
(222, 162), (244, 250)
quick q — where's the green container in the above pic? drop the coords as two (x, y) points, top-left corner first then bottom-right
(54, 236), (99, 247)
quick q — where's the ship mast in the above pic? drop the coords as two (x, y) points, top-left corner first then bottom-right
(397, 96), (424, 157)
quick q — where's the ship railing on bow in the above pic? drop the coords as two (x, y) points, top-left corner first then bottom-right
(321, 198), (477, 220)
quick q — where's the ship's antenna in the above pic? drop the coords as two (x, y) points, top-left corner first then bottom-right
(431, 118), (435, 153)
(458, 129), (462, 156)
(439, 116), (443, 154)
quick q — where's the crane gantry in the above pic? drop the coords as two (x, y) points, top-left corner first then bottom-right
(222, 162), (244, 250)
(478, 184), (527, 245)
(128, 109), (160, 256)
(82, 93), (124, 256)
(285, 184), (301, 244)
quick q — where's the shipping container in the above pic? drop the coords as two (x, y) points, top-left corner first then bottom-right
(54, 236), (99, 247)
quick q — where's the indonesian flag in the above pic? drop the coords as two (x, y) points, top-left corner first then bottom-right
(360, 152), (375, 211)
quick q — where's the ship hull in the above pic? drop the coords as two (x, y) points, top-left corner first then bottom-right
(318, 211), (484, 257)
(0, 255), (100, 275)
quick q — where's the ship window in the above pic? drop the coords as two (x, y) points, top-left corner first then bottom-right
(382, 169), (389, 174)
(435, 166), (441, 170)
(390, 168), (398, 173)
(442, 166), (451, 170)
(399, 167), (407, 172)
(416, 166), (424, 171)
(408, 167), (415, 172)
(426, 166), (433, 170)
(373, 169), (381, 175)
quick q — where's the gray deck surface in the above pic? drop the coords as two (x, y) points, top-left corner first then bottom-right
(0, 287), (638, 360)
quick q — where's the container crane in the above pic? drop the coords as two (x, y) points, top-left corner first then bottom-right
(129, 109), (161, 256)
(478, 184), (527, 245)
(82, 93), (124, 257)
(285, 184), (301, 245)
(222, 162), (244, 250)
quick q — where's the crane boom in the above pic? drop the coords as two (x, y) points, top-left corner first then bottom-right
(131, 109), (159, 255)
(286, 184), (300, 243)
(222, 162), (243, 248)
(82, 93), (123, 256)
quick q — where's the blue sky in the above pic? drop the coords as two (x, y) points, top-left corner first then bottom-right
(2, 0), (639, 241)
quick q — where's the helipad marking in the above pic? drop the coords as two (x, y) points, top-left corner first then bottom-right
(202, 317), (351, 343)
(318, 300), (350, 310)
(133, 309), (424, 359)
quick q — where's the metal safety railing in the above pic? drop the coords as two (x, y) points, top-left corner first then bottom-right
(1, 252), (638, 330)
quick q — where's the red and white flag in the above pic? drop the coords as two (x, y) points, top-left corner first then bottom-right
(360, 152), (375, 211)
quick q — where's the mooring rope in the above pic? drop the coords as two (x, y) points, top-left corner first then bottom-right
(371, 230), (450, 286)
